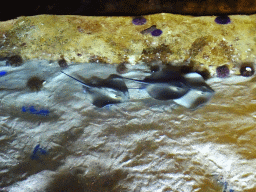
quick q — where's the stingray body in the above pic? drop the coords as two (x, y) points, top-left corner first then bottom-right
(61, 71), (129, 108)
(111, 70), (190, 100)
(111, 70), (215, 109)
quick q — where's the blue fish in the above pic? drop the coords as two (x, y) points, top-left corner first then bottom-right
(61, 71), (129, 108)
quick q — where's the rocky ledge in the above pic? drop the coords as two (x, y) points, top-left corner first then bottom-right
(0, 14), (256, 76)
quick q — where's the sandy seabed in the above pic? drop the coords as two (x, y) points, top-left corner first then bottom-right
(0, 60), (256, 192)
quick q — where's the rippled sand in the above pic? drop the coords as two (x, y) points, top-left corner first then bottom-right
(1, 60), (256, 191)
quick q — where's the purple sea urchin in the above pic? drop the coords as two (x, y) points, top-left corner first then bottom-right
(6, 55), (23, 67)
(216, 65), (230, 78)
(215, 16), (231, 25)
(132, 17), (147, 25)
(151, 29), (162, 37)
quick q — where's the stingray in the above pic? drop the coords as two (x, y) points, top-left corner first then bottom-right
(61, 71), (129, 108)
(110, 70), (191, 100)
(111, 70), (215, 108)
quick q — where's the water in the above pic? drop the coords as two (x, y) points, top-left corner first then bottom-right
(1, 60), (256, 191)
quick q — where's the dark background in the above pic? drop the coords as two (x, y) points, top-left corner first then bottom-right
(1, 0), (256, 21)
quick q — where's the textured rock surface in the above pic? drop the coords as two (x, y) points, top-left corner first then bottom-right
(1, 14), (256, 75)
(1, 14), (256, 192)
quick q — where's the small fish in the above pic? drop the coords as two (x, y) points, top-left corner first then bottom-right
(61, 71), (129, 108)
(110, 70), (190, 100)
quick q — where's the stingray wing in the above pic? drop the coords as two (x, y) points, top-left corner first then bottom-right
(84, 86), (129, 108)
(183, 72), (214, 93)
(173, 72), (215, 109)
(173, 89), (214, 109)
(105, 75), (129, 95)
(92, 95), (122, 108)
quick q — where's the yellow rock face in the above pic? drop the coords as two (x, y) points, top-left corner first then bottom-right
(1, 14), (256, 75)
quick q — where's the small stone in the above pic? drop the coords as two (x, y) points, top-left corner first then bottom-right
(215, 16), (231, 25)
(132, 17), (147, 25)
(151, 29), (162, 37)
(216, 65), (230, 78)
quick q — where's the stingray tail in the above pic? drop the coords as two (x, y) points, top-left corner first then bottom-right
(108, 74), (148, 85)
(61, 71), (91, 88)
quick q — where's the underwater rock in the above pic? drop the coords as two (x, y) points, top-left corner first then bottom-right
(2, 14), (256, 76)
